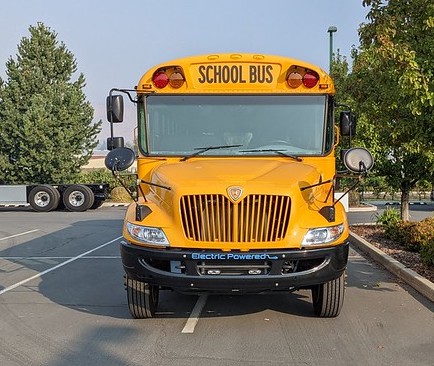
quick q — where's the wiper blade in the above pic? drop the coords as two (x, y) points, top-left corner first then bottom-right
(240, 149), (302, 161)
(180, 144), (243, 161)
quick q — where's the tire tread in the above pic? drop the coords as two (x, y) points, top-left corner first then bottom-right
(126, 275), (158, 319)
(312, 272), (345, 317)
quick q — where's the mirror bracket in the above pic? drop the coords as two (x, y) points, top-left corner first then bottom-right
(320, 206), (336, 222)
(136, 204), (152, 222)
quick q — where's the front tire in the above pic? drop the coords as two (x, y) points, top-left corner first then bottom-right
(125, 275), (159, 319)
(311, 272), (345, 317)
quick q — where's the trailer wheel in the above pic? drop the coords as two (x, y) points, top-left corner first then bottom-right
(311, 272), (345, 317)
(28, 185), (60, 212)
(62, 185), (94, 212)
(125, 275), (159, 319)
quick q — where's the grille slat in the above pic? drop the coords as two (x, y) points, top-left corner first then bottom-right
(180, 194), (290, 243)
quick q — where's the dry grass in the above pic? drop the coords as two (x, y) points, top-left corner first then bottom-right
(110, 187), (132, 202)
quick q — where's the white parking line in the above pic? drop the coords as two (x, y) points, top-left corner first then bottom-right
(0, 229), (39, 242)
(181, 294), (208, 334)
(0, 236), (122, 296)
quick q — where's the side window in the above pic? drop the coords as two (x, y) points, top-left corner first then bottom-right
(324, 97), (334, 154)
(137, 100), (148, 155)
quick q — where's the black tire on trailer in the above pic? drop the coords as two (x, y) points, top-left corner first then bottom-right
(62, 184), (95, 212)
(89, 200), (104, 210)
(311, 272), (345, 318)
(28, 185), (60, 212)
(125, 274), (159, 319)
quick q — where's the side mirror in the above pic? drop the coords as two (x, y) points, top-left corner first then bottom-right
(106, 95), (124, 123)
(106, 137), (125, 150)
(343, 147), (374, 174)
(339, 111), (356, 137)
(105, 147), (135, 172)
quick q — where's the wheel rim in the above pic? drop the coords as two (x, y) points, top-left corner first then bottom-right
(68, 191), (85, 207)
(34, 192), (51, 207)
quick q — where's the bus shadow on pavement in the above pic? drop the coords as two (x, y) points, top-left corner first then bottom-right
(2, 218), (433, 320)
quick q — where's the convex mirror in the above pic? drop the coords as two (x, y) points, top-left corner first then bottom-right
(105, 147), (135, 171)
(343, 147), (374, 173)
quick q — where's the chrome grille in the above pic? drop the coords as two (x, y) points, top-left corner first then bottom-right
(180, 194), (290, 242)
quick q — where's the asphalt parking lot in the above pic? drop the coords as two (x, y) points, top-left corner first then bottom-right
(1, 206), (433, 366)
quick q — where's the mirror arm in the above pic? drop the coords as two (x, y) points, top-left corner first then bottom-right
(109, 169), (153, 221)
(109, 88), (138, 104)
(333, 171), (368, 207)
(110, 116), (114, 140)
(138, 183), (146, 201)
(110, 169), (138, 204)
(300, 178), (333, 191)
(140, 179), (171, 191)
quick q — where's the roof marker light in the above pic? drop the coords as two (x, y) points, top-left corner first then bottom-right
(152, 71), (169, 88)
(169, 72), (185, 88)
(287, 72), (303, 88)
(303, 71), (319, 88)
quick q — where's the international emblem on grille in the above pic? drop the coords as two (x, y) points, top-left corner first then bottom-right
(227, 186), (243, 202)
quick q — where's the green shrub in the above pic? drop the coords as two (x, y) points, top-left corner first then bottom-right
(375, 209), (434, 266)
(375, 207), (400, 227)
(77, 169), (136, 199)
(405, 217), (434, 252)
(375, 207), (401, 239)
(390, 221), (415, 248)
(420, 240), (434, 267)
(77, 169), (116, 188)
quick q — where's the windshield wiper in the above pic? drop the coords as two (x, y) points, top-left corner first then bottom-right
(240, 149), (302, 161)
(180, 144), (243, 161)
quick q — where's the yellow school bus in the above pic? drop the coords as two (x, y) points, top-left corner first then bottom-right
(105, 53), (372, 318)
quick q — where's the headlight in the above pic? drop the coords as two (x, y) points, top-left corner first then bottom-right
(302, 224), (344, 246)
(126, 222), (169, 246)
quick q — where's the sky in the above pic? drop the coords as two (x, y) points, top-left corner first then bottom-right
(0, 0), (369, 145)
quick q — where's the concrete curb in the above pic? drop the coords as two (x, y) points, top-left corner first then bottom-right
(349, 203), (378, 212)
(102, 202), (130, 207)
(350, 231), (434, 303)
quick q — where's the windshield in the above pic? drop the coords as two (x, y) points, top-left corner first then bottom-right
(141, 95), (327, 157)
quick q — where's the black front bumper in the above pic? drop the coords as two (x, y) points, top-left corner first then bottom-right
(120, 241), (349, 294)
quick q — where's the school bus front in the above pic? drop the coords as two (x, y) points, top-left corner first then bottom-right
(108, 54), (351, 318)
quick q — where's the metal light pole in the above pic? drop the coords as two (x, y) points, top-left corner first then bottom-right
(327, 26), (337, 73)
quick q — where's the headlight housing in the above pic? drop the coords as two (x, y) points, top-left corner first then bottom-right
(126, 222), (169, 246)
(302, 224), (344, 246)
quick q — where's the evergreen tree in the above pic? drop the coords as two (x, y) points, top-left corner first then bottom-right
(0, 22), (101, 184)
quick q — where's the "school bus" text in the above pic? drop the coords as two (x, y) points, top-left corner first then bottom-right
(197, 64), (273, 84)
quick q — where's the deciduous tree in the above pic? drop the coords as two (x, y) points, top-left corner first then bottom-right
(348, 0), (434, 220)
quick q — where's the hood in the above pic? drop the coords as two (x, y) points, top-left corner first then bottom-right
(150, 159), (321, 194)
